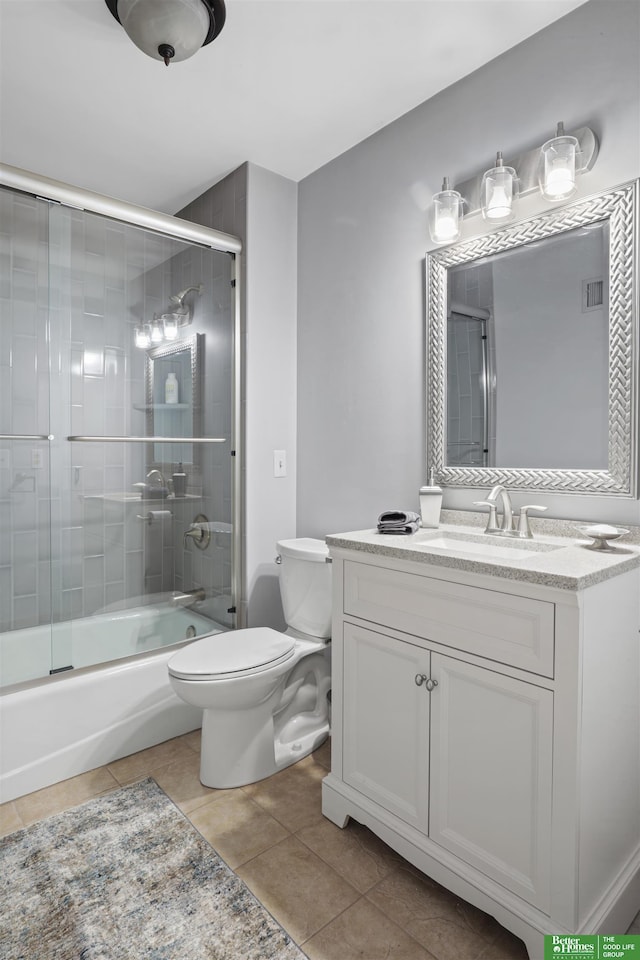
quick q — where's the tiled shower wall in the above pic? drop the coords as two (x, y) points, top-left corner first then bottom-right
(0, 186), (234, 637)
(148, 243), (235, 621)
(177, 164), (245, 624)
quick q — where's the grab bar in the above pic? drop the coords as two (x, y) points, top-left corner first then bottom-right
(67, 436), (226, 443)
(0, 434), (54, 440)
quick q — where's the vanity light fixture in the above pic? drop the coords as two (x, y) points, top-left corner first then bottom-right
(443, 126), (599, 230)
(162, 314), (179, 340)
(104, 0), (226, 66)
(481, 152), (518, 223)
(539, 121), (579, 201)
(150, 318), (164, 344)
(135, 285), (202, 349)
(134, 324), (151, 349)
(429, 178), (464, 245)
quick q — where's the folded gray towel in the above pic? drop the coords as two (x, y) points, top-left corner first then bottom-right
(377, 510), (421, 535)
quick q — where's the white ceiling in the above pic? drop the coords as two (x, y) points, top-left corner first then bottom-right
(0, 0), (586, 214)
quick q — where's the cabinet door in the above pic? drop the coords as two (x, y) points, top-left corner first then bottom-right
(343, 622), (430, 831)
(429, 653), (552, 912)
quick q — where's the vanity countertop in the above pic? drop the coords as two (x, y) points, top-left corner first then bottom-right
(326, 517), (640, 591)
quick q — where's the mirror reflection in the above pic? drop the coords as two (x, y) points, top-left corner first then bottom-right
(145, 334), (203, 467)
(446, 222), (609, 470)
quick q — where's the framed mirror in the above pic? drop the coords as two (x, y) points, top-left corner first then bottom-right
(426, 180), (638, 497)
(145, 334), (203, 465)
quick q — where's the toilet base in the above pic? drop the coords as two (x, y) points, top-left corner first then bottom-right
(274, 720), (330, 770)
(199, 706), (329, 789)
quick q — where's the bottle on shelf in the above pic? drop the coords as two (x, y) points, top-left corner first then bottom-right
(165, 372), (179, 404)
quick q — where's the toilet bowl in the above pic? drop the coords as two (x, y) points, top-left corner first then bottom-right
(168, 538), (332, 788)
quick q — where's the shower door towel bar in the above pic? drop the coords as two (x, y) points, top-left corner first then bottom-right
(0, 434), (54, 440)
(67, 436), (226, 443)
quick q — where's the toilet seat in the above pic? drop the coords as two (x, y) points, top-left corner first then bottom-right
(168, 627), (296, 681)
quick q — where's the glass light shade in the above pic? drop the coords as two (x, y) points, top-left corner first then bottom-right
(481, 154), (517, 223)
(116, 0), (210, 63)
(134, 324), (151, 349)
(150, 319), (164, 343)
(429, 179), (463, 245)
(539, 133), (578, 201)
(163, 314), (179, 340)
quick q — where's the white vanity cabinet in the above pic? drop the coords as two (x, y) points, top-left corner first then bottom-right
(322, 542), (640, 960)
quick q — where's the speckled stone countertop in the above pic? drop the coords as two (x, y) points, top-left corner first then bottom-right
(326, 511), (640, 591)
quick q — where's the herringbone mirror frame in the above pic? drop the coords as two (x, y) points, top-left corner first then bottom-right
(427, 180), (638, 497)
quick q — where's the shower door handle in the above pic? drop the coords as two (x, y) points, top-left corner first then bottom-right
(67, 436), (226, 443)
(0, 434), (54, 440)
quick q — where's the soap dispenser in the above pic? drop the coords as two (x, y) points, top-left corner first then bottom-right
(165, 372), (179, 404)
(420, 470), (443, 528)
(172, 462), (187, 497)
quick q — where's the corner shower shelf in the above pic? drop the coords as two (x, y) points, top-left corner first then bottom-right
(84, 493), (202, 504)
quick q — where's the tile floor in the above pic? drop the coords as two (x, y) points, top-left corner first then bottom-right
(2, 734), (639, 960)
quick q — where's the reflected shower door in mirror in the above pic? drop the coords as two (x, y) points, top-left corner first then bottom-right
(427, 181), (638, 497)
(447, 220), (608, 471)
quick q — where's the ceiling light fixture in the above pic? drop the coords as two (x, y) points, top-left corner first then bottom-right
(104, 0), (226, 66)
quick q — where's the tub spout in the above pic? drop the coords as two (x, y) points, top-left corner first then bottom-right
(171, 588), (206, 608)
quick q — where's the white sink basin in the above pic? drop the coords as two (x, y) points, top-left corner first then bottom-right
(413, 534), (560, 563)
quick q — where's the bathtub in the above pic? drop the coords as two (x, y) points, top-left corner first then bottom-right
(0, 603), (225, 803)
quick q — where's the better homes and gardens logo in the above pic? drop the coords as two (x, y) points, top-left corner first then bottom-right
(547, 937), (596, 956)
(544, 936), (639, 958)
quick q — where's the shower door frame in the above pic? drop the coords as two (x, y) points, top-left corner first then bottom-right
(0, 163), (245, 629)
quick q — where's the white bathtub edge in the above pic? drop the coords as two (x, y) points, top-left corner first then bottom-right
(0, 650), (202, 804)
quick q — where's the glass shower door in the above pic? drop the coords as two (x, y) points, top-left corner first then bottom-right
(49, 203), (237, 674)
(446, 311), (491, 467)
(0, 188), (54, 686)
(1, 185), (238, 688)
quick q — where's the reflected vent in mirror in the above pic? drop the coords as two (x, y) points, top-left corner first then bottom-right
(582, 277), (604, 312)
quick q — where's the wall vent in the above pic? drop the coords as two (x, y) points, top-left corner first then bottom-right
(582, 277), (604, 312)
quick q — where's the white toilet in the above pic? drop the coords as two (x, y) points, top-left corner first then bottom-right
(167, 538), (332, 788)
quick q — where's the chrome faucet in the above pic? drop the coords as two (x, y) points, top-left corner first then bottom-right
(474, 484), (547, 539)
(474, 484), (514, 534)
(146, 469), (166, 487)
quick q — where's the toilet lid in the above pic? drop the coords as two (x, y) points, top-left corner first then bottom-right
(168, 627), (295, 680)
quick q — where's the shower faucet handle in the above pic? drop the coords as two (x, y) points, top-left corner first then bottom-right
(183, 514), (211, 550)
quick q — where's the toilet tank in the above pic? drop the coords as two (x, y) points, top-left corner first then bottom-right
(276, 538), (332, 639)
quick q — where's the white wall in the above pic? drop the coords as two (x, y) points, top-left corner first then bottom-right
(297, 0), (640, 533)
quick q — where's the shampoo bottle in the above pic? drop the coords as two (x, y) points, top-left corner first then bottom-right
(420, 470), (443, 528)
(165, 372), (179, 404)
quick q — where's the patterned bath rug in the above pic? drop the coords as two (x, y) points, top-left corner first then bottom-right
(0, 777), (306, 960)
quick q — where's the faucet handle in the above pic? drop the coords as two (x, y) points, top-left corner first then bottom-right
(517, 505), (547, 538)
(473, 500), (500, 534)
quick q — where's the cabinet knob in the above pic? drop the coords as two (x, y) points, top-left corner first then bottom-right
(425, 678), (438, 692)
(415, 674), (427, 686)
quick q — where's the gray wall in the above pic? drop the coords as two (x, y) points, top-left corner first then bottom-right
(297, 0), (640, 534)
(179, 162), (298, 629)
